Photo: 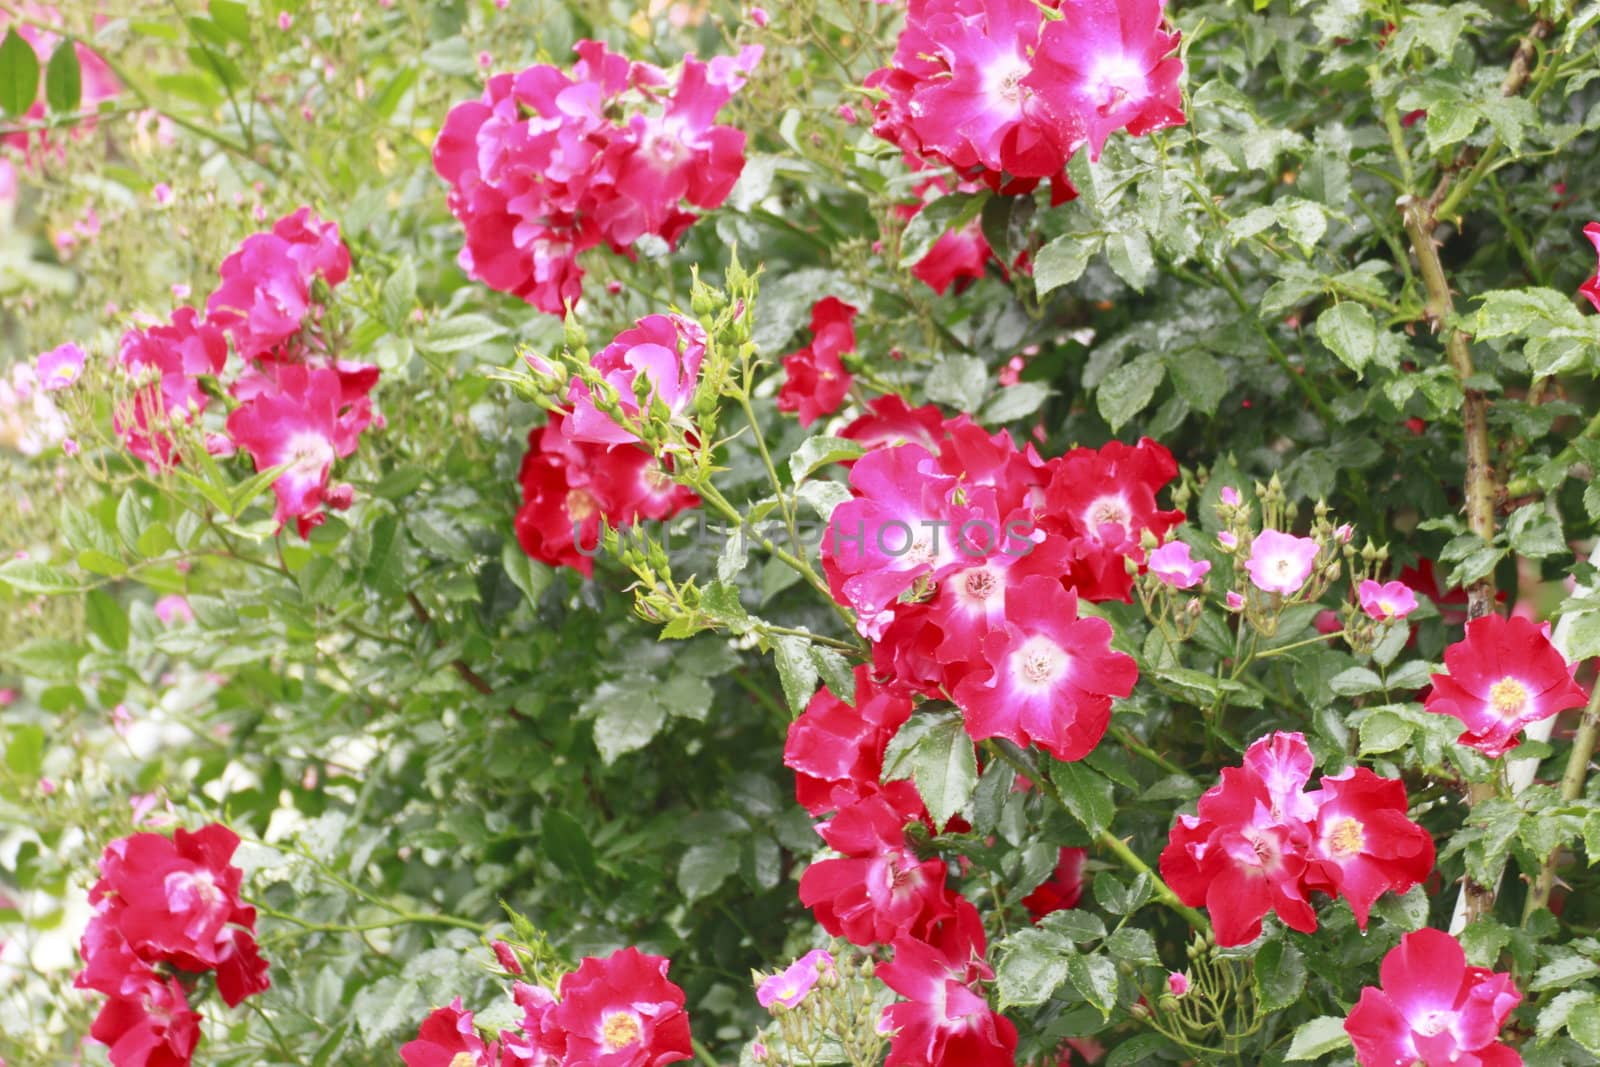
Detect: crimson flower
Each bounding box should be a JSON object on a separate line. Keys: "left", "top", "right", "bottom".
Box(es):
{"left": 206, "top": 207, "right": 350, "bottom": 360}
{"left": 784, "top": 665, "right": 914, "bottom": 815}
{"left": 564, "top": 314, "right": 707, "bottom": 447}
{"left": 1581, "top": 222, "right": 1600, "bottom": 312}
{"left": 545, "top": 947, "right": 694, "bottom": 1066}
{"left": 1344, "top": 928, "right": 1522, "bottom": 1067}
{"left": 1304, "top": 767, "right": 1435, "bottom": 930}
{"left": 513, "top": 414, "right": 699, "bottom": 576}
{"left": 1027, "top": 0, "right": 1187, "bottom": 160}
{"left": 115, "top": 308, "right": 228, "bottom": 466}
{"left": 1424, "top": 613, "right": 1588, "bottom": 758}
{"left": 1160, "top": 732, "right": 1319, "bottom": 947}
{"left": 798, "top": 791, "right": 957, "bottom": 946}
{"left": 952, "top": 575, "right": 1138, "bottom": 761}
{"left": 401, "top": 999, "right": 496, "bottom": 1067}
{"left": 777, "top": 298, "right": 857, "bottom": 427}
{"left": 1161, "top": 733, "right": 1436, "bottom": 945}
{"left": 87, "top": 970, "right": 202, "bottom": 1067}
{"left": 226, "top": 364, "right": 373, "bottom": 537}
{"left": 878, "top": 899, "right": 1018, "bottom": 1067}
{"left": 840, "top": 395, "right": 946, "bottom": 454}
{"left": 1021, "top": 847, "right": 1088, "bottom": 921}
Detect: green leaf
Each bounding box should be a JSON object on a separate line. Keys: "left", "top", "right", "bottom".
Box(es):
{"left": 1038, "top": 909, "right": 1107, "bottom": 944}
{"left": 910, "top": 716, "right": 978, "bottom": 829}
{"left": 1359, "top": 710, "right": 1415, "bottom": 755}
{"left": 1255, "top": 939, "right": 1306, "bottom": 1011}
{"left": 1097, "top": 352, "right": 1165, "bottom": 431}
{"left": 1330, "top": 666, "right": 1384, "bottom": 696}
{"left": 540, "top": 809, "right": 598, "bottom": 881}
{"left": 1506, "top": 504, "right": 1567, "bottom": 559}
{"left": 1165, "top": 348, "right": 1228, "bottom": 416}
{"left": 501, "top": 542, "right": 553, "bottom": 605}
{"left": 381, "top": 259, "right": 417, "bottom": 331}
{"left": 1286, "top": 1016, "right": 1352, "bottom": 1060}
{"left": 591, "top": 698, "right": 667, "bottom": 764}
{"left": 980, "top": 382, "right": 1052, "bottom": 423}
{"left": 1530, "top": 956, "right": 1600, "bottom": 993}
{"left": 1106, "top": 927, "right": 1158, "bottom": 965}
{"left": 1035, "top": 236, "right": 1094, "bottom": 297}
{"left": 678, "top": 839, "right": 741, "bottom": 902}
{"left": 994, "top": 927, "right": 1073, "bottom": 1009}
{"left": 772, "top": 635, "right": 819, "bottom": 715}
{"left": 1572, "top": 998, "right": 1600, "bottom": 1054}
{"left": 1105, "top": 229, "right": 1155, "bottom": 291}
{"left": 789, "top": 436, "right": 865, "bottom": 482}
{"left": 419, "top": 314, "right": 507, "bottom": 355}
{"left": 1317, "top": 303, "right": 1378, "bottom": 377}
{"left": 4, "top": 724, "right": 46, "bottom": 778}
{"left": 0, "top": 29, "right": 40, "bottom": 117}
{"left": 207, "top": 0, "right": 251, "bottom": 42}
{"left": 44, "top": 40, "right": 80, "bottom": 114}
{"left": 85, "top": 589, "right": 129, "bottom": 653}
{"left": 925, "top": 355, "right": 988, "bottom": 412}
{"left": 1068, "top": 952, "right": 1119, "bottom": 1017}
{"left": 0, "top": 559, "right": 79, "bottom": 595}
{"left": 3, "top": 638, "right": 83, "bottom": 681}
{"left": 1052, "top": 762, "right": 1115, "bottom": 836}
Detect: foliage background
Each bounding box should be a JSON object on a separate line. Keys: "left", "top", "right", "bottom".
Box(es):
{"left": 1, "top": 0, "right": 1599, "bottom": 1064}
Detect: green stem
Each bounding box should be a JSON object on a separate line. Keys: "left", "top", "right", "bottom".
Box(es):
{"left": 251, "top": 900, "right": 486, "bottom": 935}
{"left": 736, "top": 390, "right": 806, "bottom": 565}
{"left": 988, "top": 743, "right": 1212, "bottom": 935}
{"left": 1251, "top": 630, "right": 1343, "bottom": 660}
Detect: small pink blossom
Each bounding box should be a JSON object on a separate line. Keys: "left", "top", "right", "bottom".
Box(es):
{"left": 39, "top": 778, "right": 56, "bottom": 796}
{"left": 477, "top": 51, "right": 492, "bottom": 69}
{"left": 1358, "top": 580, "right": 1417, "bottom": 622}
{"left": 152, "top": 182, "right": 173, "bottom": 205}
{"left": 36, "top": 343, "right": 86, "bottom": 390}
{"left": 171, "top": 283, "right": 191, "bottom": 300}
{"left": 112, "top": 704, "right": 133, "bottom": 734}
{"left": 1220, "top": 486, "right": 1241, "bottom": 506}
{"left": 153, "top": 595, "right": 194, "bottom": 625}
{"left": 0, "top": 688, "right": 16, "bottom": 708}
{"left": 1335, "top": 523, "right": 1354, "bottom": 543}
{"left": 757, "top": 949, "right": 835, "bottom": 1010}
{"left": 1245, "top": 529, "right": 1319, "bottom": 596}
{"left": 1218, "top": 531, "right": 1237, "bottom": 550}
{"left": 1226, "top": 591, "right": 1244, "bottom": 612}
{"left": 1167, "top": 972, "right": 1190, "bottom": 997}
{"left": 62, "top": 438, "right": 79, "bottom": 457}
{"left": 1148, "top": 541, "right": 1211, "bottom": 590}
{"left": 277, "top": 12, "right": 292, "bottom": 29}
{"left": 750, "top": 6, "right": 769, "bottom": 27}
{"left": 837, "top": 103, "right": 858, "bottom": 124}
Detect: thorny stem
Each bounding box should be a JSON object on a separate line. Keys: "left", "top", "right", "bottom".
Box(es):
{"left": 1522, "top": 684, "right": 1600, "bottom": 923}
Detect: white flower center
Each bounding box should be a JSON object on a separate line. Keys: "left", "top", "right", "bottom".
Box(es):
{"left": 1012, "top": 635, "right": 1068, "bottom": 691}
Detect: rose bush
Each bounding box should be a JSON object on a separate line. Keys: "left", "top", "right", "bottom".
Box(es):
{"left": 2, "top": 1, "right": 1600, "bottom": 1065}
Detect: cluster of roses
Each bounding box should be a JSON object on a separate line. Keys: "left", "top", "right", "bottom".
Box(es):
{"left": 1158, "top": 732, "right": 1434, "bottom": 948}
{"left": 114, "top": 207, "right": 379, "bottom": 537}
{"left": 74, "top": 824, "right": 270, "bottom": 1067}
{"left": 433, "top": 40, "right": 761, "bottom": 316}
{"left": 866, "top": 0, "right": 1185, "bottom": 203}
{"left": 515, "top": 314, "right": 704, "bottom": 575}
{"left": 821, "top": 400, "right": 1170, "bottom": 760}
{"left": 764, "top": 403, "right": 1191, "bottom": 1064}
{"left": 402, "top": 947, "right": 693, "bottom": 1067}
